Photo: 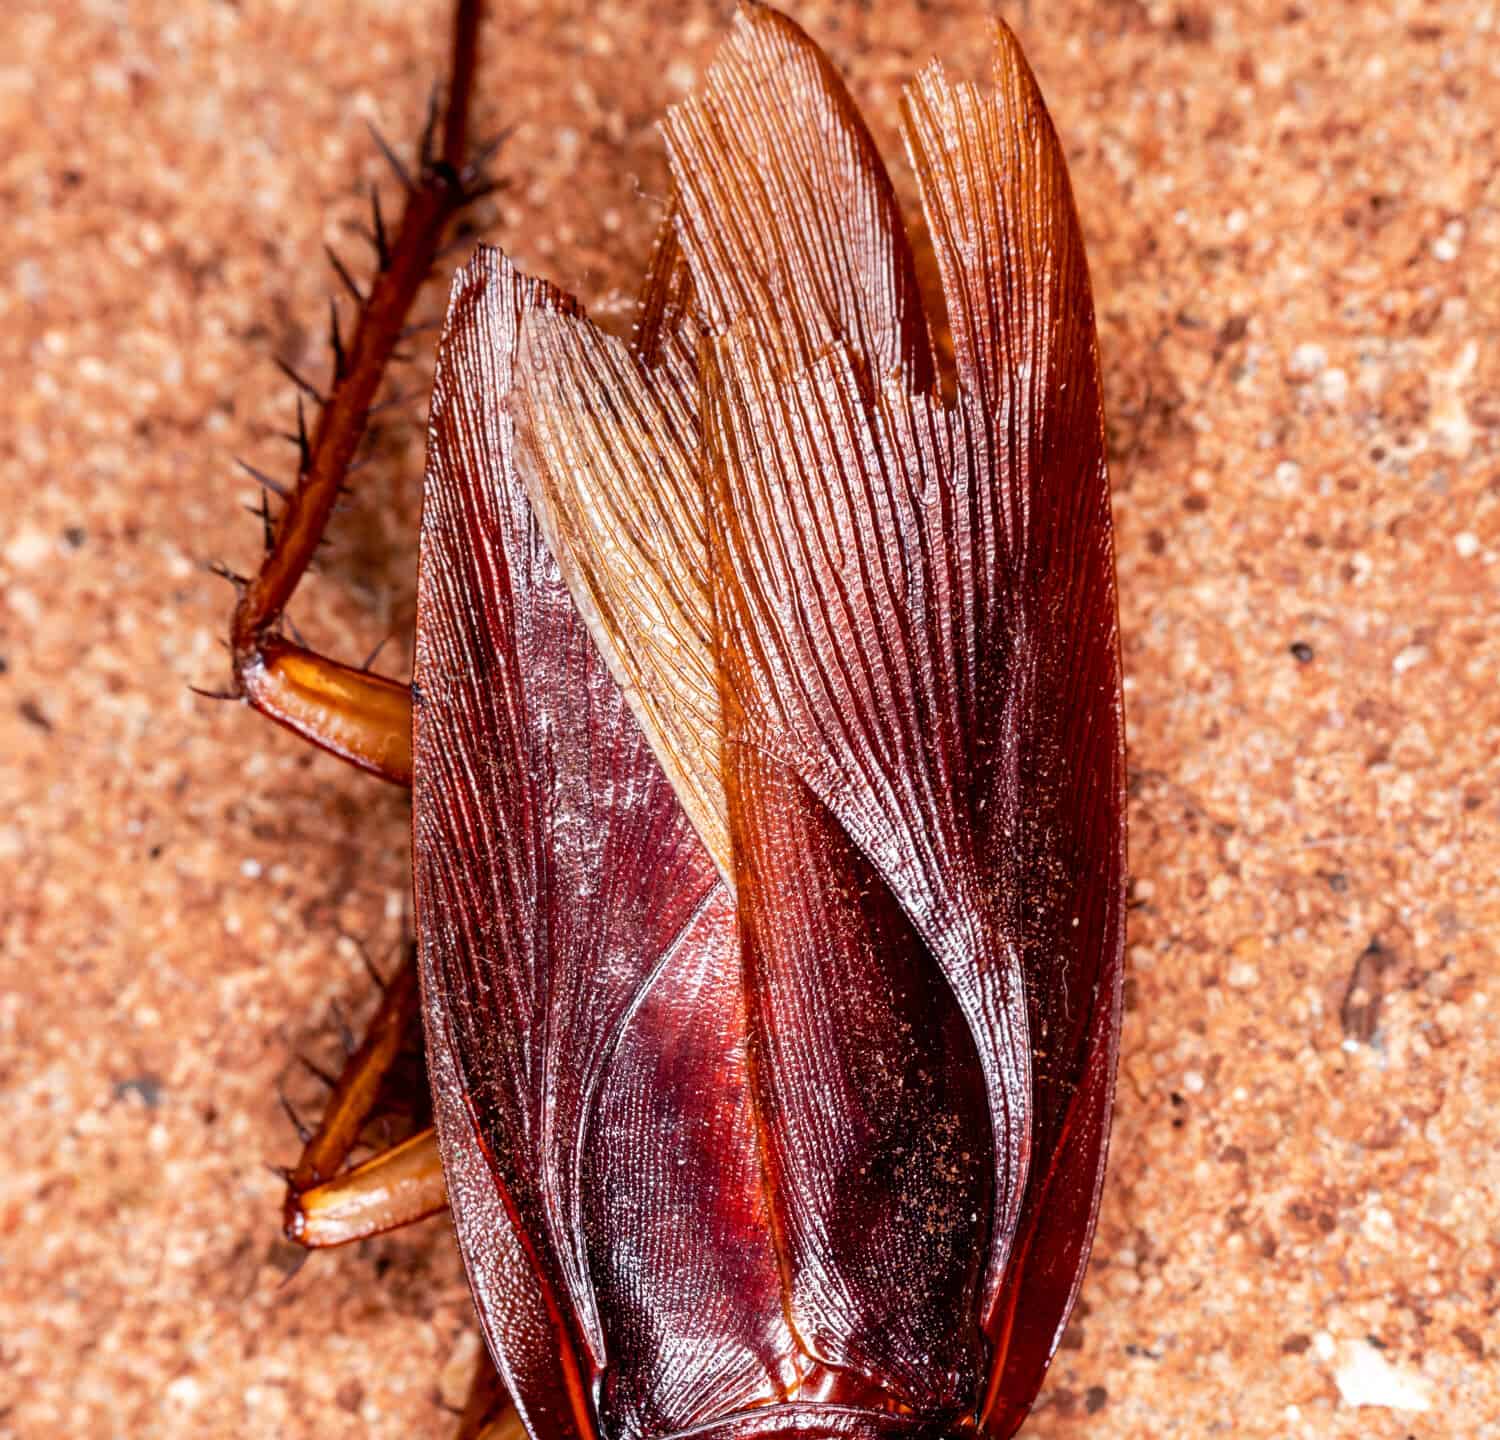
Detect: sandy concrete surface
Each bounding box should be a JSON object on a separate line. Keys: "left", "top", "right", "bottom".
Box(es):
{"left": 2, "top": 1, "right": 1496, "bottom": 1436}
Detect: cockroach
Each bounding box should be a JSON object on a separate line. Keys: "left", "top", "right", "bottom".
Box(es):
{"left": 208, "top": 5, "right": 1126, "bottom": 1439}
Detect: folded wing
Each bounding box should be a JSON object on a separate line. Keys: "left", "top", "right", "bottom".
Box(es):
{"left": 900, "top": 29, "right": 1126, "bottom": 1431}
{"left": 414, "top": 248, "right": 793, "bottom": 1440}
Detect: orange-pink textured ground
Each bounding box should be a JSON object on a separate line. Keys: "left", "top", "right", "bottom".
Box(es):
{"left": 2, "top": 2, "right": 1495, "bottom": 1436}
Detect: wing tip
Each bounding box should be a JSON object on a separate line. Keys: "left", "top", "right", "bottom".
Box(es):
{"left": 901, "top": 18, "right": 1057, "bottom": 145}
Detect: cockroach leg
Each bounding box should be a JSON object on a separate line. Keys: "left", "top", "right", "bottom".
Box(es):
{"left": 221, "top": 0, "right": 487, "bottom": 782}
{"left": 456, "top": 1353, "right": 522, "bottom": 1440}
{"left": 281, "top": 946, "right": 424, "bottom": 1241}
{"left": 287, "top": 1125, "right": 445, "bottom": 1248}
{"left": 238, "top": 636, "right": 413, "bottom": 785}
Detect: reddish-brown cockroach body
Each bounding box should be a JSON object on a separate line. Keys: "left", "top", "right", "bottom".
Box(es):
{"left": 209, "top": 6, "right": 1125, "bottom": 1439}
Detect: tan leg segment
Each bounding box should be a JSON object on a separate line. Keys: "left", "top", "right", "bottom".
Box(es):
{"left": 242, "top": 637, "right": 412, "bottom": 785}
{"left": 287, "top": 1126, "right": 446, "bottom": 1248}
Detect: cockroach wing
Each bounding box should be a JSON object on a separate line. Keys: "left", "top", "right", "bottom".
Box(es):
{"left": 517, "top": 332, "right": 994, "bottom": 1415}
{"left": 668, "top": 0, "right": 1037, "bottom": 1365}
{"left": 514, "top": 304, "right": 731, "bottom": 880}
{"left": 659, "top": 4, "right": 934, "bottom": 388}
{"left": 413, "top": 248, "right": 793, "bottom": 1440}
{"left": 517, "top": 7, "right": 1003, "bottom": 1412}
{"left": 691, "top": 19, "right": 1124, "bottom": 1438}
{"left": 482, "top": 8, "right": 1122, "bottom": 1435}
{"left": 899, "top": 34, "right": 1127, "bottom": 1434}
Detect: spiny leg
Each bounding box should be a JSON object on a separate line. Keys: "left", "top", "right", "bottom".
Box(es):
{"left": 278, "top": 939, "right": 509, "bottom": 1439}
{"left": 279, "top": 943, "right": 438, "bottom": 1247}
{"left": 229, "top": 0, "right": 492, "bottom": 1221}
{"left": 210, "top": 9, "right": 520, "bottom": 1432}
{"left": 278, "top": 940, "right": 515, "bottom": 1440}
{"left": 213, "top": 0, "right": 496, "bottom": 784}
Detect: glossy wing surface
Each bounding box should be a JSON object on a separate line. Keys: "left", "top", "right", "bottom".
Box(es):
{"left": 900, "top": 29, "right": 1126, "bottom": 1429}
{"left": 702, "top": 332, "right": 1034, "bottom": 1328}
{"left": 693, "top": 14, "right": 1125, "bottom": 1391}
{"left": 661, "top": 3, "right": 933, "bottom": 388}
{"left": 659, "top": 1, "right": 1028, "bottom": 1399}
{"left": 584, "top": 886, "right": 796, "bottom": 1436}
{"left": 514, "top": 309, "right": 729, "bottom": 879}
{"left": 421, "top": 14, "right": 1125, "bottom": 1440}
{"left": 726, "top": 741, "right": 992, "bottom": 1411}
{"left": 414, "top": 248, "right": 789, "bottom": 1440}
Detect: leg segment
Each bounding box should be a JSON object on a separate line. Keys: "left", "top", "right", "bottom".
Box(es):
{"left": 242, "top": 637, "right": 412, "bottom": 784}
{"left": 282, "top": 945, "right": 424, "bottom": 1230}
{"left": 221, "top": 9, "right": 522, "bottom": 1435}
{"left": 288, "top": 1126, "right": 445, "bottom": 1248}
{"left": 221, "top": 0, "right": 490, "bottom": 783}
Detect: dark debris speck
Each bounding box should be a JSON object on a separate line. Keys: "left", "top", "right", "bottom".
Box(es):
{"left": 1455, "top": 1326, "right": 1485, "bottom": 1359}
{"left": 18, "top": 698, "right": 52, "bottom": 732}
{"left": 1218, "top": 314, "right": 1250, "bottom": 346}
{"left": 1341, "top": 938, "right": 1392, "bottom": 1043}
{"left": 114, "top": 1073, "right": 165, "bottom": 1107}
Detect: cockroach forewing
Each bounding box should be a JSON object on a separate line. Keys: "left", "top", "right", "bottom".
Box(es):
{"left": 412, "top": 248, "right": 794, "bottom": 1440}
{"left": 672, "top": 0, "right": 1038, "bottom": 1349}
{"left": 898, "top": 29, "right": 1128, "bottom": 1432}
{"left": 413, "top": 254, "right": 597, "bottom": 1440}
{"left": 688, "top": 14, "right": 1125, "bottom": 1433}
{"left": 417, "top": 9, "right": 1125, "bottom": 1439}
